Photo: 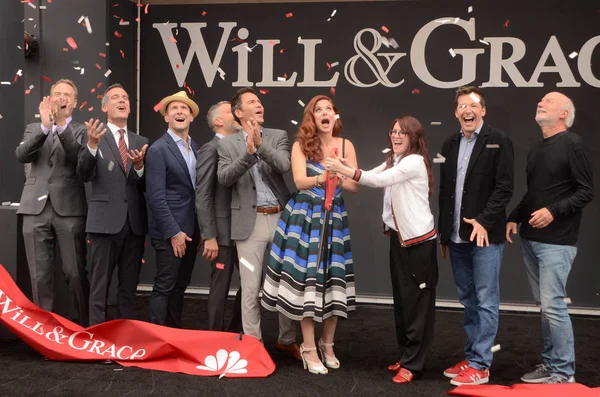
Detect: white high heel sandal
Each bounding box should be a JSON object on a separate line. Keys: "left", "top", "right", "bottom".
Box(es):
{"left": 300, "top": 344, "right": 328, "bottom": 375}
{"left": 318, "top": 338, "right": 340, "bottom": 369}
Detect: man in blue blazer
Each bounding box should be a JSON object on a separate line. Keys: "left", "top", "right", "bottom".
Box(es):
{"left": 146, "top": 91, "right": 200, "bottom": 327}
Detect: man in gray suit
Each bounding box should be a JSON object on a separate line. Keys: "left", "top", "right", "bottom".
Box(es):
{"left": 196, "top": 101, "right": 242, "bottom": 332}
{"left": 15, "top": 79, "right": 89, "bottom": 326}
{"left": 77, "top": 84, "right": 149, "bottom": 326}
{"left": 218, "top": 88, "right": 299, "bottom": 359}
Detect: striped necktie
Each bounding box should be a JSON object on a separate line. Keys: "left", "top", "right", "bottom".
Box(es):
{"left": 118, "top": 129, "right": 129, "bottom": 172}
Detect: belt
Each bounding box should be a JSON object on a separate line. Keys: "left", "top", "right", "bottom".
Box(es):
{"left": 256, "top": 205, "right": 283, "bottom": 214}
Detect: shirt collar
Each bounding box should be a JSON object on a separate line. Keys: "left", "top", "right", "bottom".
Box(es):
{"left": 460, "top": 120, "right": 484, "bottom": 138}
{"left": 107, "top": 122, "right": 126, "bottom": 136}
{"left": 215, "top": 133, "right": 225, "bottom": 140}
{"left": 242, "top": 127, "right": 263, "bottom": 141}
{"left": 167, "top": 129, "right": 190, "bottom": 145}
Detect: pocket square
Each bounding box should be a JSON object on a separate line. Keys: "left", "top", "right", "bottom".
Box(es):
{"left": 486, "top": 144, "right": 500, "bottom": 148}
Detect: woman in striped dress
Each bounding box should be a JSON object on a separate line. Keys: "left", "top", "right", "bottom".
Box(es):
{"left": 261, "top": 95, "right": 358, "bottom": 375}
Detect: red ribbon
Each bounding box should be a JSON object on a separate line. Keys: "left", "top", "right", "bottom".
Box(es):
{"left": 324, "top": 147, "right": 339, "bottom": 211}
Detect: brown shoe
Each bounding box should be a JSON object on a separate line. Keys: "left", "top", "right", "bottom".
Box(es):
{"left": 275, "top": 342, "right": 302, "bottom": 361}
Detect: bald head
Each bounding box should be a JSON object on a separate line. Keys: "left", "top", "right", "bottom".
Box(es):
{"left": 535, "top": 92, "right": 575, "bottom": 130}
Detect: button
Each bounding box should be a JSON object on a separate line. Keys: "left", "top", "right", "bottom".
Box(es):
{"left": 48, "top": 162, "right": 53, "bottom": 167}
{"left": 48, "top": 179, "right": 53, "bottom": 184}
{"left": 252, "top": 205, "right": 256, "bottom": 209}
{"left": 252, "top": 186, "right": 256, "bottom": 191}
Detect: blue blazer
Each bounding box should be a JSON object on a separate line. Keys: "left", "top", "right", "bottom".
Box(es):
{"left": 146, "top": 131, "right": 199, "bottom": 240}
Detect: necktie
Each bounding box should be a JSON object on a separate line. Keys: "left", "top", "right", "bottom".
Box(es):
{"left": 118, "top": 129, "right": 129, "bottom": 172}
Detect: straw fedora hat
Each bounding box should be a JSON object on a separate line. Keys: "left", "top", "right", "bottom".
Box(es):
{"left": 159, "top": 90, "right": 199, "bottom": 118}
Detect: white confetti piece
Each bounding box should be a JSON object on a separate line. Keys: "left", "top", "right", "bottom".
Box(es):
{"left": 569, "top": 52, "right": 578, "bottom": 59}
{"left": 331, "top": 9, "right": 337, "bottom": 17}
{"left": 491, "top": 344, "right": 501, "bottom": 353}
{"left": 468, "top": 6, "right": 473, "bottom": 13}
{"left": 77, "top": 15, "right": 85, "bottom": 24}
{"left": 217, "top": 67, "right": 225, "bottom": 76}
{"left": 381, "top": 36, "right": 390, "bottom": 48}
{"left": 469, "top": 92, "right": 481, "bottom": 103}
{"left": 113, "top": 368, "right": 123, "bottom": 371}
{"left": 453, "top": 17, "right": 460, "bottom": 24}
{"left": 291, "top": 120, "right": 298, "bottom": 125}
{"left": 219, "top": 74, "right": 225, "bottom": 80}
{"left": 563, "top": 297, "right": 572, "bottom": 304}
{"left": 298, "top": 99, "right": 305, "bottom": 107}
{"left": 17, "top": 45, "right": 22, "bottom": 50}
{"left": 16, "top": 69, "right": 23, "bottom": 76}
{"left": 105, "top": 42, "right": 110, "bottom": 46}
{"left": 1, "top": 201, "right": 11, "bottom": 206}
{"left": 419, "top": 283, "right": 426, "bottom": 289}
{"left": 80, "top": 68, "right": 85, "bottom": 75}
{"left": 240, "top": 257, "right": 255, "bottom": 272}
{"left": 10, "top": 203, "right": 20, "bottom": 206}
{"left": 389, "top": 38, "right": 399, "bottom": 49}
{"left": 38, "top": 195, "right": 47, "bottom": 201}
{"left": 119, "top": 20, "right": 130, "bottom": 26}
{"left": 381, "top": 148, "right": 391, "bottom": 154}
{"left": 433, "top": 158, "right": 446, "bottom": 163}
{"left": 436, "top": 153, "right": 446, "bottom": 160}
{"left": 27, "top": 2, "right": 36, "bottom": 9}
{"left": 104, "top": 69, "right": 112, "bottom": 77}
{"left": 1, "top": 82, "right": 12, "bottom": 85}
{"left": 334, "top": 114, "right": 340, "bottom": 120}
{"left": 34, "top": 114, "right": 40, "bottom": 118}
{"left": 84, "top": 16, "right": 92, "bottom": 34}
{"left": 245, "top": 46, "right": 252, "bottom": 52}
{"left": 39, "top": 5, "right": 47, "bottom": 10}
{"left": 29, "top": 84, "right": 34, "bottom": 90}
{"left": 449, "top": 48, "right": 456, "bottom": 58}
{"left": 98, "top": 149, "right": 103, "bottom": 159}
{"left": 435, "top": 19, "right": 451, "bottom": 24}
{"left": 108, "top": 160, "right": 114, "bottom": 171}
{"left": 277, "top": 77, "right": 286, "bottom": 82}
{"left": 486, "top": 144, "right": 499, "bottom": 149}
{"left": 20, "top": 141, "right": 25, "bottom": 144}
{"left": 479, "top": 39, "right": 490, "bottom": 46}
{"left": 327, "top": 18, "right": 331, "bottom": 22}
{"left": 430, "top": 122, "right": 442, "bottom": 125}
{"left": 330, "top": 61, "right": 339, "bottom": 68}
{"left": 0, "top": 114, "right": 2, "bottom": 120}
{"left": 297, "top": 36, "right": 302, "bottom": 43}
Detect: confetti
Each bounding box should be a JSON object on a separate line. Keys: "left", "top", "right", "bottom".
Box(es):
{"left": 334, "top": 114, "right": 340, "bottom": 120}
{"left": 113, "top": 368, "right": 123, "bottom": 372}
{"left": 433, "top": 158, "right": 446, "bottom": 163}
{"left": 16, "top": 69, "right": 23, "bottom": 77}
{"left": 381, "top": 148, "right": 391, "bottom": 154}
{"left": 144, "top": 4, "right": 149, "bottom": 14}
{"left": 78, "top": 16, "right": 85, "bottom": 24}
{"left": 326, "top": 62, "right": 331, "bottom": 70}
{"left": 95, "top": 63, "right": 102, "bottom": 69}
{"left": 91, "top": 88, "right": 96, "bottom": 93}
{"left": 298, "top": 99, "right": 305, "bottom": 107}
{"left": 454, "top": 17, "right": 460, "bottom": 24}
{"left": 216, "top": 263, "right": 225, "bottom": 270}
{"left": 104, "top": 69, "right": 112, "bottom": 77}
{"left": 84, "top": 16, "right": 92, "bottom": 34}
{"left": 39, "top": 5, "right": 46, "bottom": 9}
{"left": 503, "top": 20, "right": 510, "bottom": 28}
{"left": 479, "top": 39, "right": 490, "bottom": 46}
{"left": 79, "top": 101, "right": 88, "bottom": 110}
{"left": 469, "top": 92, "right": 481, "bottom": 103}
{"left": 381, "top": 26, "right": 389, "bottom": 33}
{"left": 491, "top": 344, "right": 501, "bottom": 353}
{"left": 291, "top": 120, "right": 298, "bottom": 125}
{"left": 468, "top": 6, "right": 473, "bottom": 13}
{"left": 0, "top": 114, "right": 2, "bottom": 120}
{"left": 280, "top": 49, "right": 286, "bottom": 54}
{"left": 568, "top": 52, "right": 578, "bottom": 59}
{"left": 99, "top": 52, "right": 106, "bottom": 57}
{"left": 105, "top": 42, "right": 110, "bottom": 46}
{"left": 259, "top": 89, "right": 269, "bottom": 95}
{"left": 277, "top": 77, "right": 286, "bottom": 82}
{"left": 389, "top": 38, "right": 399, "bottom": 49}
{"left": 331, "top": 9, "right": 337, "bottom": 17}
{"left": 435, "top": 19, "right": 451, "bottom": 24}
{"left": 66, "top": 37, "right": 78, "bottom": 50}
{"left": 412, "top": 88, "right": 420, "bottom": 95}
{"left": 430, "top": 122, "right": 442, "bottom": 125}
{"left": 114, "top": 31, "right": 122, "bottom": 38}
{"left": 80, "top": 68, "right": 85, "bottom": 75}
{"left": 33, "top": 114, "right": 39, "bottom": 119}
{"left": 449, "top": 48, "right": 456, "bottom": 58}
{"left": 88, "top": 106, "right": 94, "bottom": 112}
{"left": 38, "top": 195, "right": 47, "bottom": 201}
{"left": 330, "top": 87, "right": 336, "bottom": 96}
{"left": 97, "top": 82, "right": 102, "bottom": 88}
{"left": 380, "top": 36, "right": 390, "bottom": 48}
{"left": 135, "top": 17, "right": 140, "bottom": 22}
{"left": 486, "top": 144, "right": 500, "bottom": 149}
{"left": 108, "top": 161, "right": 114, "bottom": 171}
{"left": 330, "top": 61, "right": 339, "bottom": 68}
{"left": 40, "top": 76, "right": 52, "bottom": 83}
{"left": 168, "top": 37, "right": 177, "bottom": 43}
{"left": 419, "top": 283, "right": 426, "bottom": 289}
{"left": 153, "top": 101, "right": 162, "bottom": 112}
{"left": 27, "top": 2, "right": 36, "bottom": 9}
{"left": 120, "top": 49, "right": 125, "bottom": 58}
{"left": 285, "top": 12, "right": 293, "bottom": 18}
{"left": 1, "top": 82, "right": 11, "bottom": 85}
{"left": 563, "top": 297, "right": 572, "bottom": 304}
{"left": 201, "top": 11, "right": 207, "bottom": 16}
{"left": 119, "top": 20, "right": 130, "bottom": 26}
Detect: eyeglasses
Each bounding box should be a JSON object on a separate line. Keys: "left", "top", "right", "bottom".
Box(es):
{"left": 388, "top": 130, "right": 408, "bottom": 137}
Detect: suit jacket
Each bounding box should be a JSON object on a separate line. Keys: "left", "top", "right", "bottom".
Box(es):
{"left": 77, "top": 129, "right": 149, "bottom": 235}
{"left": 217, "top": 127, "right": 291, "bottom": 241}
{"left": 146, "top": 131, "right": 199, "bottom": 240}
{"left": 438, "top": 123, "right": 514, "bottom": 244}
{"left": 15, "top": 121, "right": 87, "bottom": 216}
{"left": 196, "top": 136, "right": 234, "bottom": 247}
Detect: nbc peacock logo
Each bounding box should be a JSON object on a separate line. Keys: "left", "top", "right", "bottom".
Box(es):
{"left": 196, "top": 349, "right": 248, "bottom": 378}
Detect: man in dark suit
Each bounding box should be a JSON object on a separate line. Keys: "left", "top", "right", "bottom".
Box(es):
{"left": 218, "top": 88, "right": 299, "bottom": 359}
{"left": 196, "top": 101, "right": 242, "bottom": 332}
{"left": 77, "top": 84, "right": 149, "bottom": 326}
{"left": 15, "top": 79, "right": 89, "bottom": 326}
{"left": 146, "top": 91, "right": 200, "bottom": 328}
{"left": 438, "top": 86, "right": 514, "bottom": 386}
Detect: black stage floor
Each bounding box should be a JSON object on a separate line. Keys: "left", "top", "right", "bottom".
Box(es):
{"left": 1, "top": 295, "right": 599, "bottom": 397}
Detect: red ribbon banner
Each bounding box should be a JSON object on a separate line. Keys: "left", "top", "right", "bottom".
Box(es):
{"left": 0, "top": 264, "right": 275, "bottom": 378}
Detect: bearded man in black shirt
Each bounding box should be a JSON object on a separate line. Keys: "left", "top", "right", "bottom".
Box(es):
{"left": 506, "top": 92, "right": 594, "bottom": 385}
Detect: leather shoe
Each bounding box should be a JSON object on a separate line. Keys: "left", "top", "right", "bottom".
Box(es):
{"left": 387, "top": 361, "right": 401, "bottom": 372}
{"left": 275, "top": 342, "right": 302, "bottom": 361}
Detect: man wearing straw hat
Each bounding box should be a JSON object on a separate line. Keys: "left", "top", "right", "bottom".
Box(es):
{"left": 146, "top": 91, "right": 201, "bottom": 327}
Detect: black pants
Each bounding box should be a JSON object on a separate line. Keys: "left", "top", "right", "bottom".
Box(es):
{"left": 88, "top": 217, "right": 144, "bottom": 326}
{"left": 149, "top": 230, "right": 199, "bottom": 328}
{"left": 206, "top": 244, "right": 242, "bottom": 332}
{"left": 389, "top": 231, "right": 438, "bottom": 376}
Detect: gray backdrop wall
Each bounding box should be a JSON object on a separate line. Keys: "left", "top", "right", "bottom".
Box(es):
{"left": 2, "top": 0, "right": 599, "bottom": 309}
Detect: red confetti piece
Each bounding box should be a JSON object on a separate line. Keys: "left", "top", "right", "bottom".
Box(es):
{"left": 48, "top": 0, "right": 51, "bottom": 3}
{"left": 168, "top": 37, "right": 177, "bottom": 43}
{"left": 284, "top": 73, "right": 288, "bottom": 79}
{"left": 99, "top": 52, "right": 106, "bottom": 57}
{"left": 62, "top": 48, "right": 69, "bottom": 52}
{"left": 216, "top": 263, "right": 224, "bottom": 270}
{"left": 286, "top": 12, "right": 293, "bottom": 18}
{"left": 66, "top": 37, "right": 78, "bottom": 50}
{"left": 175, "top": 64, "right": 180, "bottom": 69}
{"left": 144, "top": 4, "right": 149, "bottom": 14}
{"left": 97, "top": 82, "right": 102, "bottom": 88}
{"left": 113, "top": 3, "right": 119, "bottom": 6}
{"left": 183, "top": 81, "right": 192, "bottom": 95}
{"left": 91, "top": 88, "right": 96, "bottom": 93}
{"left": 144, "top": 241, "right": 147, "bottom": 246}
{"left": 88, "top": 106, "right": 94, "bottom": 112}
{"left": 13, "top": 75, "right": 19, "bottom": 84}
{"left": 330, "top": 87, "right": 336, "bottom": 96}
{"left": 96, "top": 95, "right": 103, "bottom": 99}
{"left": 270, "top": 40, "right": 276, "bottom": 46}
{"left": 113, "top": 15, "right": 121, "bottom": 19}
{"left": 79, "top": 101, "right": 88, "bottom": 110}
{"left": 25, "top": 89, "right": 32, "bottom": 95}
{"left": 95, "top": 63, "right": 102, "bottom": 69}
{"left": 87, "top": 240, "right": 90, "bottom": 244}
{"left": 119, "top": 19, "right": 124, "bottom": 24}
{"left": 280, "top": 49, "right": 286, "bottom": 54}
{"left": 259, "top": 89, "right": 269, "bottom": 95}
{"left": 381, "top": 26, "right": 389, "bottom": 33}
{"left": 120, "top": 49, "right": 125, "bottom": 58}
{"left": 82, "top": 23, "right": 86, "bottom": 28}
{"left": 201, "top": 11, "right": 207, "bottom": 16}
{"left": 327, "top": 62, "right": 331, "bottom": 70}
{"left": 503, "top": 19, "right": 510, "bottom": 28}
{"left": 114, "top": 31, "right": 122, "bottom": 38}
{"left": 412, "top": 88, "right": 421, "bottom": 95}
{"left": 153, "top": 101, "right": 162, "bottom": 112}
{"left": 41, "top": 76, "right": 52, "bottom": 82}
{"left": 141, "top": 259, "right": 146, "bottom": 264}
{"left": 135, "top": 3, "right": 143, "bottom": 6}
{"left": 135, "top": 17, "right": 140, "bottom": 22}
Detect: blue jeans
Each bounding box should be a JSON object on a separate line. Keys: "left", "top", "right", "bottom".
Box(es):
{"left": 520, "top": 238, "right": 577, "bottom": 379}
{"left": 449, "top": 242, "right": 504, "bottom": 370}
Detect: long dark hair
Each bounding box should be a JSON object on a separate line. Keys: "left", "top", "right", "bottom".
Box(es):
{"left": 296, "top": 95, "right": 342, "bottom": 161}
{"left": 385, "top": 116, "right": 434, "bottom": 197}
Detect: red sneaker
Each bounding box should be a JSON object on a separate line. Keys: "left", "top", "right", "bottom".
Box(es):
{"left": 443, "top": 360, "right": 469, "bottom": 378}
{"left": 387, "top": 361, "right": 401, "bottom": 372}
{"left": 392, "top": 368, "right": 414, "bottom": 384}
{"left": 450, "top": 367, "right": 490, "bottom": 386}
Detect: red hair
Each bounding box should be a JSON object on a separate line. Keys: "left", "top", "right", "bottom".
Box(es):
{"left": 296, "top": 95, "right": 343, "bottom": 161}
{"left": 385, "top": 116, "right": 434, "bottom": 197}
